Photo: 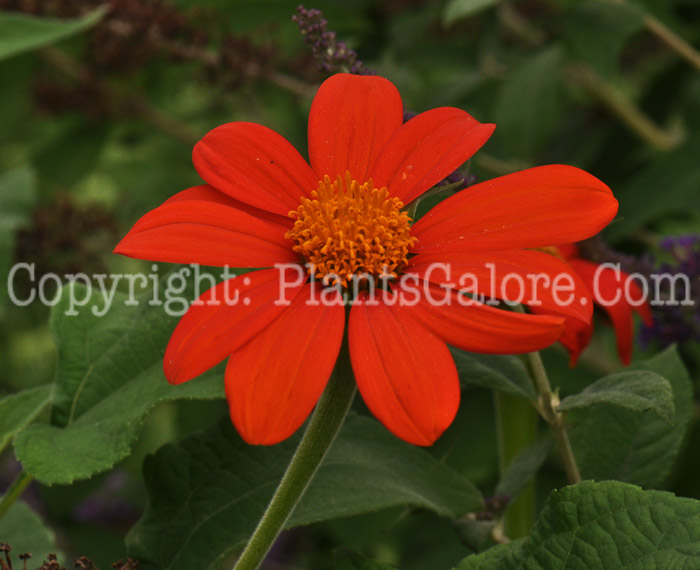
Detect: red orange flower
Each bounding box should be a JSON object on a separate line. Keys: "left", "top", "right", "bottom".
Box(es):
{"left": 536, "top": 244, "right": 653, "bottom": 366}
{"left": 114, "top": 73, "right": 618, "bottom": 446}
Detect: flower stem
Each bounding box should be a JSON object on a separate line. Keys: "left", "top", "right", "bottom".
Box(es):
{"left": 232, "top": 339, "right": 357, "bottom": 570}
{"left": 0, "top": 471, "right": 33, "bottom": 521}
{"left": 525, "top": 350, "right": 581, "bottom": 485}
{"left": 494, "top": 392, "right": 536, "bottom": 538}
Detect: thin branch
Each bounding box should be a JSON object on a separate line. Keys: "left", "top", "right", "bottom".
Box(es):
{"left": 526, "top": 350, "right": 581, "bottom": 485}
{"left": 643, "top": 14, "right": 700, "bottom": 72}
{"left": 566, "top": 63, "right": 684, "bottom": 151}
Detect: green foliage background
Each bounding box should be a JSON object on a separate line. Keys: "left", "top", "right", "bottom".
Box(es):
{"left": 1, "top": 0, "right": 700, "bottom": 568}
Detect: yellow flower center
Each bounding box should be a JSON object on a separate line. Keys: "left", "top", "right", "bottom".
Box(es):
{"left": 286, "top": 172, "right": 416, "bottom": 287}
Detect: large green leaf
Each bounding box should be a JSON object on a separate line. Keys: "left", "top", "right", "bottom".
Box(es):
{"left": 0, "top": 8, "right": 105, "bottom": 61}
{"left": 568, "top": 346, "right": 693, "bottom": 488}
{"left": 0, "top": 384, "right": 52, "bottom": 454}
{"left": 0, "top": 501, "right": 60, "bottom": 563}
{"left": 451, "top": 349, "right": 535, "bottom": 401}
{"left": 0, "top": 166, "right": 38, "bottom": 317}
{"left": 126, "top": 414, "right": 483, "bottom": 570}
{"left": 454, "top": 540, "right": 524, "bottom": 569}
{"left": 13, "top": 281, "right": 224, "bottom": 485}
{"left": 493, "top": 46, "right": 564, "bottom": 160}
{"left": 457, "top": 481, "right": 700, "bottom": 569}
{"left": 558, "top": 370, "right": 674, "bottom": 424}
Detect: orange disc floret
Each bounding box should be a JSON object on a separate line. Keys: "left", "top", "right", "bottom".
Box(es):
{"left": 286, "top": 172, "right": 416, "bottom": 286}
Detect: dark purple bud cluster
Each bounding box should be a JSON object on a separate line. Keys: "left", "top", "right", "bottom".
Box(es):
{"left": 0, "top": 0, "right": 278, "bottom": 118}
{"left": 0, "top": 0, "right": 205, "bottom": 73}
{"left": 476, "top": 494, "right": 510, "bottom": 520}
{"left": 578, "top": 234, "right": 655, "bottom": 277}
{"left": 641, "top": 235, "right": 700, "bottom": 348}
{"left": 212, "top": 34, "right": 278, "bottom": 89}
{"left": 14, "top": 194, "right": 119, "bottom": 286}
{"left": 88, "top": 0, "right": 207, "bottom": 74}
{"left": 293, "top": 5, "right": 371, "bottom": 75}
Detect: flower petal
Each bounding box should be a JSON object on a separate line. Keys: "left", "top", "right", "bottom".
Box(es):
{"left": 226, "top": 283, "right": 345, "bottom": 445}
{"left": 192, "top": 122, "right": 319, "bottom": 216}
{"left": 529, "top": 304, "right": 593, "bottom": 366}
{"left": 164, "top": 267, "right": 306, "bottom": 385}
{"left": 409, "top": 250, "right": 593, "bottom": 322}
{"left": 393, "top": 279, "right": 565, "bottom": 354}
{"left": 114, "top": 186, "right": 297, "bottom": 267}
{"left": 560, "top": 317, "right": 594, "bottom": 366}
{"left": 162, "top": 184, "right": 292, "bottom": 224}
{"left": 349, "top": 291, "right": 460, "bottom": 446}
{"left": 370, "top": 107, "right": 495, "bottom": 204}
{"left": 569, "top": 258, "right": 651, "bottom": 365}
{"left": 412, "top": 165, "right": 618, "bottom": 253}
{"left": 308, "top": 73, "right": 404, "bottom": 183}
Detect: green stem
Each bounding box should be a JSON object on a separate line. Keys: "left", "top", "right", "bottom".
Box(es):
{"left": 494, "top": 392, "right": 536, "bottom": 538}
{"left": 525, "top": 350, "right": 581, "bottom": 485}
{"left": 605, "top": 0, "right": 700, "bottom": 71}
{"left": 643, "top": 14, "right": 700, "bottom": 72}
{"left": 232, "top": 339, "right": 357, "bottom": 570}
{"left": 0, "top": 471, "right": 33, "bottom": 521}
{"left": 566, "top": 63, "right": 683, "bottom": 151}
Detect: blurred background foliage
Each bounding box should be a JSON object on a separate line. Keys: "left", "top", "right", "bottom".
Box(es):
{"left": 1, "top": 0, "right": 699, "bottom": 567}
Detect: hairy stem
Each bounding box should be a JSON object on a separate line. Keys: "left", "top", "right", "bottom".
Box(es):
{"left": 232, "top": 340, "right": 357, "bottom": 570}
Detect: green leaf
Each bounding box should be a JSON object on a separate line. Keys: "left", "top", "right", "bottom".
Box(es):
{"left": 497, "top": 481, "right": 700, "bottom": 568}
{"left": 558, "top": 370, "right": 674, "bottom": 424}
{"left": 565, "top": 1, "right": 645, "bottom": 77}
{"left": 0, "top": 8, "right": 106, "bottom": 61}
{"left": 454, "top": 540, "right": 525, "bottom": 569}
{"left": 13, "top": 281, "right": 224, "bottom": 485}
{"left": 493, "top": 46, "right": 564, "bottom": 159}
{"left": 0, "top": 501, "right": 60, "bottom": 562}
{"left": 495, "top": 437, "right": 553, "bottom": 500}
{"left": 0, "top": 166, "right": 38, "bottom": 317}
{"left": 568, "top": 346, "right": 693, "bottom": 488}
{"left": 451, "top": 349, "right": 535, "bottom": 401}
{"left": 127, "top": 414, "right": 483, "bottom": 570}
{"left": 0, "top": 384, "right": 52, "bottom": 454}
{"left": 443, "top": 0, "right": 501, "bottom": 26}
{"left": 335, "top": 550, "right": 397, "bottom": 570}
{"left": 607, "top": 135, "right": 700, "bottom": 240}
